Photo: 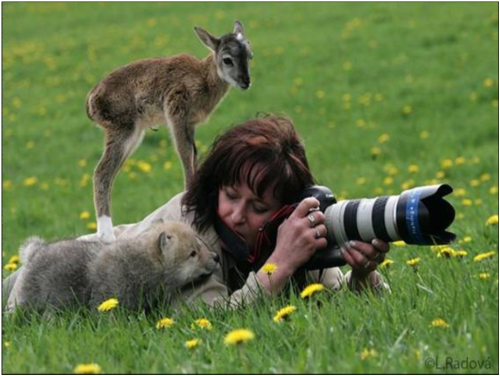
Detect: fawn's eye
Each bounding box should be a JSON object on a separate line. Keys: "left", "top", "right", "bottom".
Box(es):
{"left": 190, "top": 250, "right": 197, "bottom": 258}
{"left": 223, "top": 57, "right": 234, "bottom": 66}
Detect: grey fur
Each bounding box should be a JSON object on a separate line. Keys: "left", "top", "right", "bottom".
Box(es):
{"left": 6, "top": 221, "right": 219, "bottom": 313}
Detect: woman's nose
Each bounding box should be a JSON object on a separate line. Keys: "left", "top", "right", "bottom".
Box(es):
{"left": 231, "top": 205, "right": 246, "bottom": 224}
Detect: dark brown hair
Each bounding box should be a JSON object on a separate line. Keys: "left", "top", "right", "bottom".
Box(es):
{"left": 182, "top": 114, "right": 315, "bottom": 231}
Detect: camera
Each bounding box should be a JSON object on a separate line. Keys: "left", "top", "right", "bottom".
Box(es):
{"left": 303, "top": 184, "right": 456, "bottom": 269}
{"left": 214, "top": 183, "right": 456, "bottom": 271}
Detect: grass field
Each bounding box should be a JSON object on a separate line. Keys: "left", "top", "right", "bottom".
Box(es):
{"left": 2, "top": 2, "right": 499, "bottom": 374}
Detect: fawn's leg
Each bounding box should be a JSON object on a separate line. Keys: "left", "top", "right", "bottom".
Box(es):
{"left": 93, "top": 126, "right": 145, "bottom": 242}
{"left": 165, "top": 100, "right": 197, "bottom": 188}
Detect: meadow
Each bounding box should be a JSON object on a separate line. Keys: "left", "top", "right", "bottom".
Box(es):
{"left": 2, "top": 2, "right": 499, "bottom": 374}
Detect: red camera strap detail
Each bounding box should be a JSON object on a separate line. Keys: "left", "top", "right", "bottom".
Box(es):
{"left": 247, "top": 204, "right": 297, "bottom": 264}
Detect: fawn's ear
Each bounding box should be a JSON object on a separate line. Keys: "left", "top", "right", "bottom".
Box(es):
{"left": 158, "top": 231, "right": 173, "bottom": 255}
{"left": 233, "top": 20, "right": 245, "bottom": 36}
{"left": 194, "top": 26, "right": 220, "bottom": 51}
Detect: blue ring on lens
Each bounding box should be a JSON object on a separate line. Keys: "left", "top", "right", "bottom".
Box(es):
{"left": 405, "top": 188, "right": 425, "bottom": 244}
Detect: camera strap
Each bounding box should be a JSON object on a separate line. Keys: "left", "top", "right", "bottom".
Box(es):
{"left": 214, "top": 205, "right": 297, "bottom": 266}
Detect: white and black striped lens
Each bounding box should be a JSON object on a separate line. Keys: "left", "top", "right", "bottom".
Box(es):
{"left": 324, "top": 184, "right": 456, "bottom": 246}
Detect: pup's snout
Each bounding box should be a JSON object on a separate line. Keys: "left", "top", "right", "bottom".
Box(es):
{"left": 212, "top": 252, "right": 220, "bottom": 264}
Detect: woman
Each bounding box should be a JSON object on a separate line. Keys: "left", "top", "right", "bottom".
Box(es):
{"left": 4, "top": 115, "right": 390, "bottom": 309}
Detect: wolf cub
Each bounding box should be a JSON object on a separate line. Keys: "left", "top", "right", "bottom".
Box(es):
{"left": 6, "top": 221, "right": 219, "bottom": 313}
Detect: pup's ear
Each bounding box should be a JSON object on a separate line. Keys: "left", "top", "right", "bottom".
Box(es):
{"left": 152, "top": 218, "right": 166, "bottom": 225}
{"left": 158, "top": 232, "right": 173, "bottom": 255}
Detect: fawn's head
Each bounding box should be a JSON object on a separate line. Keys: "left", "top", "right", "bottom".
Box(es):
{"left": 194, "top": 20, "right": 253, "bottom": 90}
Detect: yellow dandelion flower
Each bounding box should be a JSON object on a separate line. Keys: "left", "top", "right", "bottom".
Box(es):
{"left": 402, "top": 105, "right": 412, "bottom": 115}
{"left": 408, "top": 165, "right": 419, "bottom": 173}
{"left": 440, "top": 159, "right": 453, "bottom": 169}
{"left": 461, "top": 199, "right": 472, "bottom": 206}
{"left": 453, "top": 250, "right": 468, "bottom": 258}
{"left": 73, "top": 363, "right": 101, "bottom": 374}
{"left": 384, "top": 164, "right": 399, "bottom": 175}
{"left": 356, "top": 177, "right": 366, "bottom": 185}
{"left": 8, "top": 255, "right": 20, "bottom": 265}
{"left": 430, "top": 245, "right": 448, "bottom": 253}
{"left": 406, "top": 258, "right": 421, "bottom": 267}
{"left": 224, "top": 328, "right": 255, "bottom": 345}
{"left": 137, "top": 161, "right": 152, "bottom": 173}
{"left": 273, "top": 305, "right": 297, "bottom": 323}
{"left": 470, "top": 179, "right": 480, "bottom": 187}
{"left": 480, "top": 173, "right": 491, "bottom": 181}
{"left": 478, "top": 273, "right": 491, "bottom": 279}
{"left": 431, "top": 318, "right": 449, "bottom": 328}
{"left": 483, "top": 78, "right": 494, "bottom": 87}
{"left": 454, "top": 188, "right": 467, "bottom": 197}
{"left": 360, "top": 348, "right": 378, "bottom": 360}
{"left": 191, "top": 318, "right": 212, "bottom": 330}
{"left": 97, "top": 298, "right": 119, "bottom": 312}
{"left": 4, "top": 342, "right": 10, "bottom": 348}
{"left": 383, "top": 177, "right": 393, "bottom": 186}
{"left": 78, "top": 159, "right": 87, "bottom": 167}
{"left": 300, "top": 283, "right": 324, "bottom": 299}
{"left": 393, "top": 241, "right": 406, "bottom": 247}
{"left": 370, "top": 147, "right": 381, "bottom": 157}
{"left": 437, "top": 247, "right": 455, "bottom": 258}
{"left": 401, "top": 180, "right": 415, "bottom": 190}
{"left": 474, "top": 251, "right": 496, "bottom": 262}
{"left": 4, "top": 263, "right": 17, "bottom": 272}
{"left": 420, "top": 130, "right": 430, "bottom": 139}
{"left": 486, "top": 215, "right": 499, "bottom": 225}
{"left": 156, "top": 317, "right": 175, "bottom": 329}
{"left": 147, "top": 18, "right": 157, "bottom": 27}
{"left": 163, "top": 161, "right": 172, "bottom": 170}
{"left": 87, "top": 222, "right": 97, "bottom": 231}
{"left": 23, "top": 177, "right": 38, "bottom": 187}
{"left": 80, "top": 211, "right": 91, "bottom": 220}
{"left": 378, "top": 133, "right": 390, "bottom": 144}
{"left": 489, "top": 186, "right": 499, "bottom": 195}
{"left": 262, "top": 262, "right": 278, "bottom": 275}
{"left": 3, "top": 180, "right": 13, "bottom": 190}
{"left": 461, "top": 236, "right": 472, "bottom": 243}
{"left": 185, "top": 339, "right": 201, "bottom": 349}
{"left": 380, "top": 259, "right": 394, "bottom": 268}
{"left": 455, "top": 156, "right": 466, "bottom": 165}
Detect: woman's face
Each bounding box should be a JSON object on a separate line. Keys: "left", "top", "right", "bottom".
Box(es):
{"left": 218, "top": 183, "right": 282, "bottom": 248}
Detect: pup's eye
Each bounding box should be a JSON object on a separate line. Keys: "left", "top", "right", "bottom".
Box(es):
{"left": 190, "top": 251, "right": 197, "bottom": 258}
{"left": 223, "top": 57, "right": 234, "bottom": 66}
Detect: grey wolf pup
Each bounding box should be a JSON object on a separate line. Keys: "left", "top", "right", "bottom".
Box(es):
{"left": 5, "top": 221, "right": 219, "bottom": 313}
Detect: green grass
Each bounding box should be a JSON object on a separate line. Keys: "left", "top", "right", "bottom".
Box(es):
{"left": 2, "top": 2, "right": 498, "bottom": 374}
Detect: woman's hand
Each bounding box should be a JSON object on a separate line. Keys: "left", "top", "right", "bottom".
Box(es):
{"left": 341, "top": 239, "right": 390, "bottom": 279}
{"left": 270, "top": 197, "right": 328, "bottom": 274}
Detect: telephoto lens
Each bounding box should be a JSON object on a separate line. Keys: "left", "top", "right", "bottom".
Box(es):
{"left": 303, "top": 184, "right": 456, "bottom": 269}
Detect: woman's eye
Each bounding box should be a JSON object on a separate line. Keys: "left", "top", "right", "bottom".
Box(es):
{"left": 253, "top": 206, "right": 268, "bottom": 214}
{"left": 223, "top": 58, "right": 234, "bottom": 66}
{"left": 225, "top": 191, "right": 237, "bottom": 200}
{"left": 190, "top": 251, "right": 197, "bottom": 258}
